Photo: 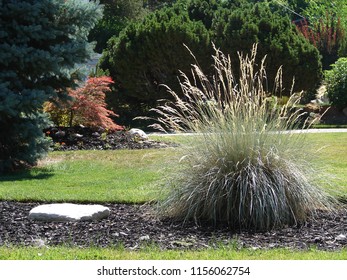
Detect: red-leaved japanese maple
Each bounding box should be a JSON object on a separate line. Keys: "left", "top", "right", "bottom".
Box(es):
{"left": 68, "top": 76, "right": 123, "bottom": 130}
{"left": 45, "top": 76, "right": 123, "bottom": 131}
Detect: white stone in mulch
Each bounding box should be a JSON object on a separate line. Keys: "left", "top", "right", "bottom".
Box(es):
{"left": 128, "top": 128, "right": 148, "bottom": 140}
{"left": 28, "top": 203, "right": 110, "bottom": 222}
{"left": 335, "top": 234, "right": 346, "bottom": 241}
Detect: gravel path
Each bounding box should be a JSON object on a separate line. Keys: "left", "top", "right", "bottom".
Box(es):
{"left": 0, "top": 201, "right": 346, "bottom": 251}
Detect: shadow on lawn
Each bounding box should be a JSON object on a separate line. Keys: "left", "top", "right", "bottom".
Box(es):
{"left": 0, "top": 168, "right": 54, "bottom": 182}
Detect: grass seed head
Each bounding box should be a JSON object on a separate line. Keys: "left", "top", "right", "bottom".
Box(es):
{"left": 154, "top": 44, "right": 335, "bottom": 230}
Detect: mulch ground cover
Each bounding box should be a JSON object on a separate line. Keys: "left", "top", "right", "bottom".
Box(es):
{"left": 0, "top": 201, "right": 346, "bottom": 250}
{"left": 0, "top": 126, "right": 346, "bottom": 251}
{"left": 43, "top": 126, "right": 172, "bottom": 151}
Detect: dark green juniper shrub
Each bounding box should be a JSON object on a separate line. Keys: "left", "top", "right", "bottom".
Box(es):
{"left": 100, "top": 0, "right": 322, "bottom": 127}
{"left": 99, "top": 6, "right": 212, "bottom": 126}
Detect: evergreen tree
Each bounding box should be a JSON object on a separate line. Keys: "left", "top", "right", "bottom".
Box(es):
{"left": 99, "top": 5, "right": 211, "bottom": 125}
{"left": 88, "top": 0, "right": 148, "bottom": 53}
{"left": 89, "top": 0, "right": 177, "bottom": 53}
{"left": 0, "top": 0, "right": 102, "bottom": 173}
{"left": 100, "top": 0, "right": 321, "bottom": 126}
{"left": 213, "top": 1, "right": 322, "bottom": 94}
{"left": 144, "top": 0, "right": 177, "bottom": 11}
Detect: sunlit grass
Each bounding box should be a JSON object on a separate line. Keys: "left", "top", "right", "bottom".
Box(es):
{"left": 0, "top": 149, "right": 176, "bottom": 203}
{"left": 0, "top": 133, "right": 346, "bottom": 203}
{"left": 305, "top": 133, "right": 347, "bottom": 199}
{"left": 0, "top": 244, "right": 346, "bottom": 260}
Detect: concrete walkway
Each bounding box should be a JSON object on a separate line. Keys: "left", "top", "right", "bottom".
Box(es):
{"left": 149, "top": 128, "right": 347, "bottom": 137}
{"left": 289, "top": 128, "right": 347, "bottom": 134}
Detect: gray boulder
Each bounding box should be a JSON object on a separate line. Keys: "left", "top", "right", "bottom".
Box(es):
{"left": 128, "top": 128, "right": 148, "bottom": 140}
{"left": 28, "top": 203, "right": 110, "bottom": 222}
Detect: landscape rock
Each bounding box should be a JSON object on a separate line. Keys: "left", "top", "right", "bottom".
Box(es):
{"left": 128, "top": 128, "right": 148, "bottom": 140}
{"left": 28, "top": 203, "right": 110, "bottom": 222}
{"left": 73, "top": 133, "right": 83, "bottom": 138}
{"left": 139, "top": 235, "right": 150, "bottom": 241}
{"left": 335, "top": 234, "right": 346, "bottom": 241}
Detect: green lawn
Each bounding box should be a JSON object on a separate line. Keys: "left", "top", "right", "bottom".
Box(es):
{"left": 1, "top": 133, "right": 346, "bottom": 202}
{"left": 0, "top": 149, "right": 176, "bottom": 203}
{"left": 1, "top": 245, "right": 347, "bottom": 260}
{"left": 0, "top": 132, "right": 346, "bottom": 260}
{"left": 305, "top": 133, "right": 347, "bottom": 198}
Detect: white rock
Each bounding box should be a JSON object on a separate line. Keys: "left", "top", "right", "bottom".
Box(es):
{"left": 128, "top": 128, "right": 148, "bottom": 140}
{"left": 139, "top": 235, "right": 150, "bottom": 241}
{"left": 335, "top": 234, "right": 346, "bottom": 241}
{"left": 28, "top": 203, "right": 110, "bottom": 222}
{"left": 73, "top": 133, "right": 83, "bottom": 138}
{"left": 32, "top": 238, "right": 48, "bottom": 248}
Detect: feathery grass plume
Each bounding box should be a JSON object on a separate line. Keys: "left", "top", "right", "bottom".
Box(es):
{"left": 152, "top": 44, "right": 335, "bottom": 231}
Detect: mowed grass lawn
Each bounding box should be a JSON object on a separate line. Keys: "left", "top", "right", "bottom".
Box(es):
{"left": 0, "top": 132, "right": 346, "bottom": 260}
{"left": 1, "top": 132, "right": 345, "bottom": 202}
{"left": 308, "top": 133, "right": 347, "bottom": 199}
{"left": 0, "top": 148, "right": 176, "bottom": 203}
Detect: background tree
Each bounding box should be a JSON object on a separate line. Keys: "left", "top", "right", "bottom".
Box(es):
{"left": 229, "top": 1, "right": 347, "bottom": 70}
{"left": 99, "top": 5, "right": 211, "bottom": 125}
{"left": 298, "top": 0, "right": 347, "bottom": 28}
{"left": 88, "top": 0, "right": 178, "bottom": 53}
{"left": 213, "top": 1, "right": 322, "bottom": 94}
{"left": 89, "top": 0, "right": 148, "bottom": 53}
{"left": 271, "top": 0, "right": 347, "bottom": 26}
{"left": 144, "top": 0, "right": 177, "bottom": 10}
{"left": 0, "top": 0, "right": 102, "bottom": 173}
{"left": 100, "top": 0, "right": 322, "bottom": 126}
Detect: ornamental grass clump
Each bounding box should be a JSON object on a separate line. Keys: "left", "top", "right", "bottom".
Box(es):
{"left": 152, "top": 44, "right": 334, "bottom": 231}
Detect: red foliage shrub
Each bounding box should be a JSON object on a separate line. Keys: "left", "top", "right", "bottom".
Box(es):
{"left": 296, "top": 14, "right": 346, "bottom": 69}
{"left": 44, "top": 76, "right": 123, "bottom": 131}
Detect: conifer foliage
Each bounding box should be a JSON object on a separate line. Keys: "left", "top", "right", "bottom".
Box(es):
{"left": 0, "top": 0, "right": 102, "bottom": 172}
{"left": 100, "top": 0, "right": 322, "bottom": 126}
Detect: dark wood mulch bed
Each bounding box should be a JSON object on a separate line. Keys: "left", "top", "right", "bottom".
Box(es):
{"left": 44, "top": 126, "right": 173, "bottom": 151}
{"left": 0, "top": 201, "right": 346, "bottom": 250}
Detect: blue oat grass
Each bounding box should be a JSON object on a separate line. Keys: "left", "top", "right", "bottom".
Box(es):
{"left": 151, "top": 44, "right": 335, "bottom": 231}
